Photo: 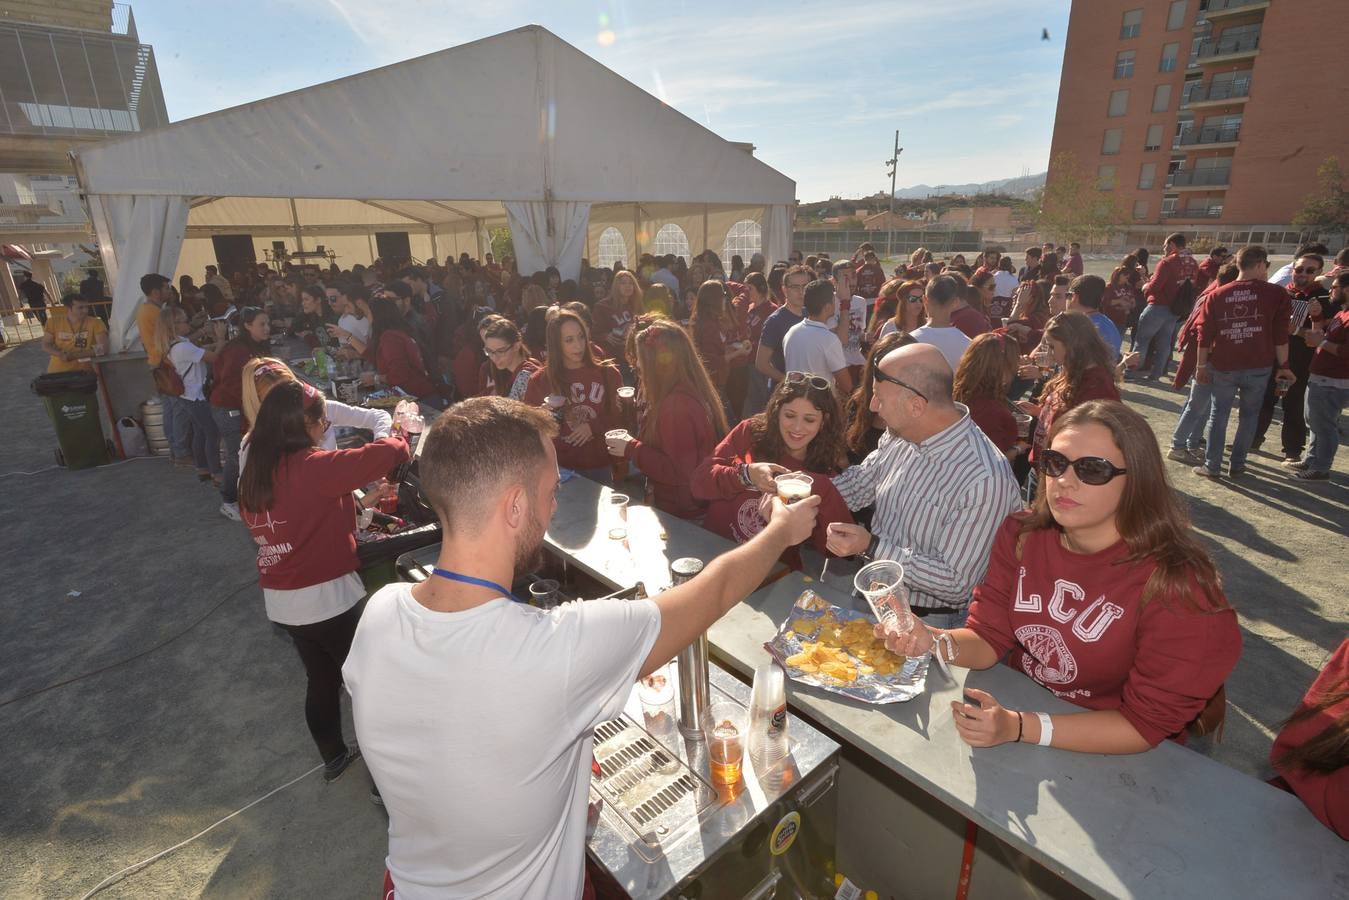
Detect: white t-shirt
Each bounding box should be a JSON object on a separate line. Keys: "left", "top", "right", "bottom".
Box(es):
{"left": 783, "top": 318, "right": 848, "bottom": 385}
{"left": 1269, "top": 262, "right": 1295, "bottom": 288}
{"left": 344, "top": 584, "right": 662, "bottom": 900}
{"left": 910, "top": 324, "right": 972, "bottom": 371}
{"left": 339, "top": 312, "right": 371, "bottom": 345}
{"left": 993, "top": 270, "right": 1019, "bottom": 297}
{"left": 836, "top": 294, "right": 869, "bottom": 366}
{"left": 168, "top": 340, "right": 208, "bottom": 401}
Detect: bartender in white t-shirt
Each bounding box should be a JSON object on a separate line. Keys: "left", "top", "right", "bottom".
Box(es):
{"left": 343, "top": 397, "right": 819, "bottom": 900}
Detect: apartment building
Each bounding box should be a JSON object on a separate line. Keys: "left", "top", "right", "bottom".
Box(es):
{"left": 1047, "top": 0, "right": 1348, "bottom": 252}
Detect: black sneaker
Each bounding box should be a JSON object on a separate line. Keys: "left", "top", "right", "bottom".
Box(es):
{"left": 323, "top": 747, "right": 361, "bottom": 783}
{"left": 1228, "top": 465, "right": 1247, "bottom": 478}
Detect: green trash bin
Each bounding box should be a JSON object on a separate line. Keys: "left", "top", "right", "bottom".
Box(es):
{"left": 32, "top": 371, "right": 109, "bottom": 470}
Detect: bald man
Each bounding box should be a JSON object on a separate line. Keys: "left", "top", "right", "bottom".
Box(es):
{"left": 826, "top": 344, "right": 1021, "bottom": 627}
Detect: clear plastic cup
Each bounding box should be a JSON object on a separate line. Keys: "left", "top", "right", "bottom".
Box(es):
{"left": 773, "top": 472, "right": 814, "bottom": 505}
{"left": 528, "top": 579, "right": 560, "bottom": 610}
{"left": 703, "top": 701, "right": 746, "bottom": 786}
{"left": 616, "top": 386, "right": 636, "bottom": 402}
{"left": 1014, "top": 412, "right": 1033, "bottom": 439}
{"left": 854, "top": 559, "right": 915, "bottom": 635}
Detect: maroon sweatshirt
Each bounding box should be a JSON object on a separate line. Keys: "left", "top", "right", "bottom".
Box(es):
{"left": 967, "top": 516, "right": 1242, "bottom": 746}
{"left": 523, "top": 361, "right": 622, "bottom": 471}
{"left": 623, "top": 385, "right": 720, "bottom": 519}
{"left": 1309, "top": 309, "right": 1349, "bottom": 380}
{"left": 1194, "top": 279, "right": 1291, "bottom": 372}
{"left": 1271, "top": 637, "right": 1349, "bottom": 839}
{"left": 1144, "top": 249, "right": 1199, "bottom": 307}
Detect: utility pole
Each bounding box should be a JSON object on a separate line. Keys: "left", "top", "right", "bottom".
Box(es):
{"left": 885, "top": 130, "right": 902, "bottom": 261}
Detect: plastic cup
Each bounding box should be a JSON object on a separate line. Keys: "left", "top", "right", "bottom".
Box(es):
{"left": 606, "top": 493, "right": 629, "bottom": 542}
{"left": 605, "top": 429, "right": 631, "bottom": 481}
{"left": 704, "top": 701, "right": 746, "bottom": 786}
{"left": 1014, "top": 412, "right": 1033, "bottom": 439}
{"left": 616, "top": 386, "right": 636, "bottom": 403}
{"left": 854, "top": 559, "right": 915, "bottom": 635}
{"left": 774, "top": 472, "right": 814, "bottom": 505}
{"left": 528, "top": 578, "right": 560, "bottom": 610}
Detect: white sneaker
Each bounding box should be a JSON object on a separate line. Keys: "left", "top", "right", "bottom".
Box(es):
{"left": 219, "top": 501, "right": 242, "bottom": 521}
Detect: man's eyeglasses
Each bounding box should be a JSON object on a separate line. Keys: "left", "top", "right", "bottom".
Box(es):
{"left": 1294, "top": 266, "right": 1321, "bottom": 275}
{"left": 785, "top": 371, "right": 831, "bottom": 391}
{"left": 1038, "top": 449, "right": 1127, "bottom": 485}
{"left": 784, "top": 280, "right": 810, "bottom": 291}
{"left": 872, "top": 368, "right": 928, "bottom": 402}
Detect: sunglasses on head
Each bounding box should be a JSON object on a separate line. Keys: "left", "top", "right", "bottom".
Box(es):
{"left": 872, "top": 368, "right": 928, "bottom": 402}
{"left": 784, "top": 371, "right": 831, "bottom": 391}
{"left": 1038, "top": 449, "right": 1127, "bottom": 485}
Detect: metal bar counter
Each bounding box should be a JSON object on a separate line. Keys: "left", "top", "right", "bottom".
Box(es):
{"left": 707, "top": 571, "right": 1349, "bottom": 900}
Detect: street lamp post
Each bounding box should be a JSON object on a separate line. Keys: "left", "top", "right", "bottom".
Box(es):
{"left": 885, "top": 130, "right": 903, "bottom": 261}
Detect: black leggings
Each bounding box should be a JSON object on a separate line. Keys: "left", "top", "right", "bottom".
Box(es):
{"left": 280, "top": 600, "right": 364, "bottom": 764}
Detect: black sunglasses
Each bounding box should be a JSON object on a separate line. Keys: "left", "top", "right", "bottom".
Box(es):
{"left": 1038, "top": 449, "right": 1127, "bottom": 485}
{"left": 785, "top": 371, "right": 831, "bottom": 391}
{"left": 1293, "top": 266, "right": 1321, "bottom": 275}
{"left": 872, "top": 368, "right": 928, "bottom": 402}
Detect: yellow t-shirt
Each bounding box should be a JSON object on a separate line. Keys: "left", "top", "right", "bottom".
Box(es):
{"left": 137, "top": 302, "right": 163, "bottom": 366}
{"left": 45, "top": 310, "right": 108, "bottom": 373}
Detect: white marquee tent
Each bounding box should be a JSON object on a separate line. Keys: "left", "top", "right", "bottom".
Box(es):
{"left": 70, "top": 24, "right": 796, "bottom": 351}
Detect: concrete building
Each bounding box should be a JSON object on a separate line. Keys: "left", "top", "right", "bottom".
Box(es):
{"left": 0, "top": 1, "right": 167, "bottom": 326}
{"left": 1047, "top": 0, "right": 1348, "bottom": 253}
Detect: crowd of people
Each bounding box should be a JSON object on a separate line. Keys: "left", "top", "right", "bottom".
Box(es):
{"left": 120, "top": 232, "right": 1344, "bottom": 897}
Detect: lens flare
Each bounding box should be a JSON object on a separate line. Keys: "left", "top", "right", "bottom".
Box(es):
{"left": 597, "top": 29, "right": 616, "bottom": 47}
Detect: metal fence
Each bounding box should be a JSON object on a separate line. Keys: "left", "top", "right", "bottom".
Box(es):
{"left": 1, "top": 301, "right": 113, "bottom": 345}
{"left": 792, "top": 229, "right": 985, "bottom": 258}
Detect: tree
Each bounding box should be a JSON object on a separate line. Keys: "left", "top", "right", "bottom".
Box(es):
{"left": 1036, "top": 151, "right": 1125, "bottom": 247}
{"left": 489, "top": 226, "right": 515, "bottom": 262}
{"left": 1292, "top": 156, "right": 1349, "bottom": 237}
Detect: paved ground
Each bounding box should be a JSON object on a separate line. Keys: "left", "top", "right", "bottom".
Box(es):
{"left": 0, "top": 337, "right": 1344, "bottom": 899}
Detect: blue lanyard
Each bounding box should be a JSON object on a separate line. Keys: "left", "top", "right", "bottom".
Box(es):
{"left": 430, "top": 567, "right": 525, "bottom": 604}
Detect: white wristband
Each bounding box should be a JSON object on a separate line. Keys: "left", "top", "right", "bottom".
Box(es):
{"left": 1036, "top": 712, "right": 1054, "bottom": 747}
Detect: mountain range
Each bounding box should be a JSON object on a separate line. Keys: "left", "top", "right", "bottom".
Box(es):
{"left": 893, "top": 171, "right": 1046, "bottom": 199}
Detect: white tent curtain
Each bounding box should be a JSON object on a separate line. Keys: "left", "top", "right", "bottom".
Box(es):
{"left": 763, "top": 204, "right": 793, "bottom": 268}
{"left": 504, "top": 201, "right": 591, "bottom": 281}
{"left": 90, "top": 194, "right": 190, "bottom": 352}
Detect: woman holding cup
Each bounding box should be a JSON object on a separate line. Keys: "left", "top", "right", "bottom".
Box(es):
{"left": 605, "top": 316, "right": 726, "bottom": 518}
{"left": 691, "top": 373, "right": 854, "bottom": 570}
{"left": 876, "top": 400, "right": 1240, "bottom": 754}
{"left": 1018, "top": 314, "right": 1120, "bottom": 467}
{"left": 953, "top": 332, "right": 1027, "bottom": 460}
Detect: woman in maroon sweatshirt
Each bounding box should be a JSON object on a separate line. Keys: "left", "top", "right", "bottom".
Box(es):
{"left": 238, "top": 380, "right": 409, "bottom": 779}
{"left": 954, "top": 332, "right": 1024, "bottom": 457}
{"left": 691, "top": 374, "right": 854, "bottom": 570}
{"left": 1019, "top": 313, "right": 1120, "bottom": 465}
{"left": 365, "top": 298, "right": 443, "bottom": 402}
{"left": 605, "top": 316, "right": 727, "bottom": 519}
{"left": 522, "top": 309, "right": 622, "bottom": 481}
{"left": 880, "top": 400, "right": 1241, "bottom": 753}
{"left": 211, "top": 306, "right": 270, "bottom": 518}
{"left": 1270, "top": 637, "right": 1349, "bottom": 838}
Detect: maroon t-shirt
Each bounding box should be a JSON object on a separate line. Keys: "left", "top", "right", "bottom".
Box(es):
{"left": 966, "top": 396, "right": 1018, "bottom": 453}
{"left": 1310, "top": 309, "right": 1349, "bottom": 380}
{"left": 951, "top": 305, "right": 992, "bottom": 339}
{"left": 1194, "top": 278, "right": 1292, "bottom": 372}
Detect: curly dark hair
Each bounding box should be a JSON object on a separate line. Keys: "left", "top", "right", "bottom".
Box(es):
{"left": 749, "top": 378, "right": 847, "bottom": 474}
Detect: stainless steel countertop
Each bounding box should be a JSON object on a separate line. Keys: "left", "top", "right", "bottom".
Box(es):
{"left": 587, "top": 663, "right": 839, "bottom": 898}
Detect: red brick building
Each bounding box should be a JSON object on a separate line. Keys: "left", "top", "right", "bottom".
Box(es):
{"left": 1047, "top": 0, "right": 1348, "bottom": 252}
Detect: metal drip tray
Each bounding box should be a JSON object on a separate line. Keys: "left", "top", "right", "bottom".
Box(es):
{"left": 591, "top": 714, "right": 719, "bottom": 861}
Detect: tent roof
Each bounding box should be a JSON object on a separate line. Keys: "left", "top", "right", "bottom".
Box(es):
{"left": 71, "top": 25, "right": 794, "bottom": 207}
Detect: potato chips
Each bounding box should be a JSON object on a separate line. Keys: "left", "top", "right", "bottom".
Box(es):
{"left": 783, "top": 616, "right": 905, "bottom": 685}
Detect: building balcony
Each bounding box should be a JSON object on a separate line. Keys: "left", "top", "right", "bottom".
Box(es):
{"left": 1200, "top": 0, "right": 1270, "bottom": 22}
{"left": 1191, "top": 33, "right": 1260, "bottom": 64}
{"left": 1167, "top": 169, "right": 1232, "bottom": 189}
{"left": 1163, "top": 205, "right": 1225, "bottom": 219}
{"left": 1175, "top": 124, "right": 1241, "bottom": 149}
{"left": 1182, "top": 80, "right": 1251, "bottom": 108}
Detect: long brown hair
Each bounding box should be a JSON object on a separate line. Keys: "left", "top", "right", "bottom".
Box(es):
{"left": 1041, "top": 313, "right": 1116, "bottom": 409}
{"left": 845, "top": 331, "right": 913, "bottom": 455}
{"left": 608, "top": 269, "right": 643, "bottom": 315}
{"left": 689, "top": 279, "right": 731, "bottom": 331}
{"left": 483, "top": 318, "right": 531, "bottom": 396}
{"left": 1274, "top": 657, "right": 1349, "bottom": 774}
{"left": 752, "top": 378, "right": 847, "bottom": 474}
{"left": 888, "top": 279, "right": 925, "bottom": 334}
{"left": 238, "top": 380, "right": 325, "bottom": 513}
{"left": 544, "top": 309, "right": 599, "bottom": 395}
{"left": 1010, "top": 278, "right": 1049, "bottom": 322}
{"left": 1021, "top": 400, "right": 1226, "bottom": 612}
{"left": 953, "top": 332, "right": 1021, "bottom": 406}
{"left": 632, "top": 317, "right": 728, "bottom": 444}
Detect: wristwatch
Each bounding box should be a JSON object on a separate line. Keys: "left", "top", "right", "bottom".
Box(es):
{"left": 858, "top": 532, "right": 881, "bottom": 563}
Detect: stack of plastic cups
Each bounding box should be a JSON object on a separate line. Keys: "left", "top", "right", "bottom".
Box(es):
{"left": 748, "top": 660, "right": 789, "bottom": 790}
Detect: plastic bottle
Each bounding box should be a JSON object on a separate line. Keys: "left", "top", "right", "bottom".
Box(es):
{"left": 748, "top": 661, "right": 789, "bottom": 774}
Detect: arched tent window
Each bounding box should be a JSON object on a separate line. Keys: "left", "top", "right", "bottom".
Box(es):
{"left": 653, "top": 224, "right": 691, "bottom": 263}
{"left": 722, "top": 220, "right": 762, "bottom": 267}
{"left": 596, "top": 227, "right": 627, "bottom": 269}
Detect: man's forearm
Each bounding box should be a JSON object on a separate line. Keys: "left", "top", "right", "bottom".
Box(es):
{"left": 1275, "top": 342, "right": 1289, "bottom": 367}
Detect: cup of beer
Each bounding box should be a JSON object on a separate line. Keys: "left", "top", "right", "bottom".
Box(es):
{"left": 774, "top": 472, "right": 814, "bottom": 505}
{"left": 544, "top": 394, "right": 567, "bottom": 422}
{"left": 605, "top": 429, "right": 631, "bottom": 481}
{"left": 703, "top": 701, "right": 746, "bottom": 786}
{"left": 1014, "top": 412, "right": 1033, "bottom": 440}
{"left": 854, "top": 559, "right": 915, "bottom": 635}
{"left": 616, "top": 386, "right": 636, "bottom": 403}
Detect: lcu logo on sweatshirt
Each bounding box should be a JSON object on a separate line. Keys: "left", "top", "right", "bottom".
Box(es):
{"left": 1010, "top": 567, "right": 1125, "bottom": 699}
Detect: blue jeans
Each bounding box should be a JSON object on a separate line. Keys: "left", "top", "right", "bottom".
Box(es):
{"left": 212, "top": 406, "right": 243, "bottom": 502}
{"left": 1171, "top": 380, "right": 1213, "bottom": 450}
{"left": 161, "top": 392, "right": 185, "bottom": 460}
{"left": 1305, "top": 378, "right": 1349, "bottom": 473}
{"left": 1205, "top": 367, "right": 1271, "bottom": 473}
{"left": 178, "top": 398, "right": 221, "bottom": 476}
{"left": 1133, "top": 304, "right": 1177, "bottom": 380}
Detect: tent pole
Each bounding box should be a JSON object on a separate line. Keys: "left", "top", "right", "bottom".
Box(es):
{"left": 289, "top": 198, "right": 305, "bottom": 253}
{"left": 633, "top": 205, "right": 642, "bottom": 262}
{"left": 430, "top": 231, "right": 439, "bottom": 264}
{"left": 702, "top": 204, "right": 709, "bottom": 255}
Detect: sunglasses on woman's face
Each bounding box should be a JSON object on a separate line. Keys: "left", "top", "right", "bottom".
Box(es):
{"left": 1038, "top": 449, "right": 1127, "bottom": 485}
{"left": 785, "top": 371, "right": 831, "bottom": 391}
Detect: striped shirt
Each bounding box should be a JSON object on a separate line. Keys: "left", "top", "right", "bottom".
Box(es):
{"left": 833, "top": 406, "right": 1022, "bottom": 612}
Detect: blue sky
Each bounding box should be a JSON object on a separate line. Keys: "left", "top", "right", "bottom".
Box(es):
{"left": 137, "top": 0, "right": 1071, "bottom": 201}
